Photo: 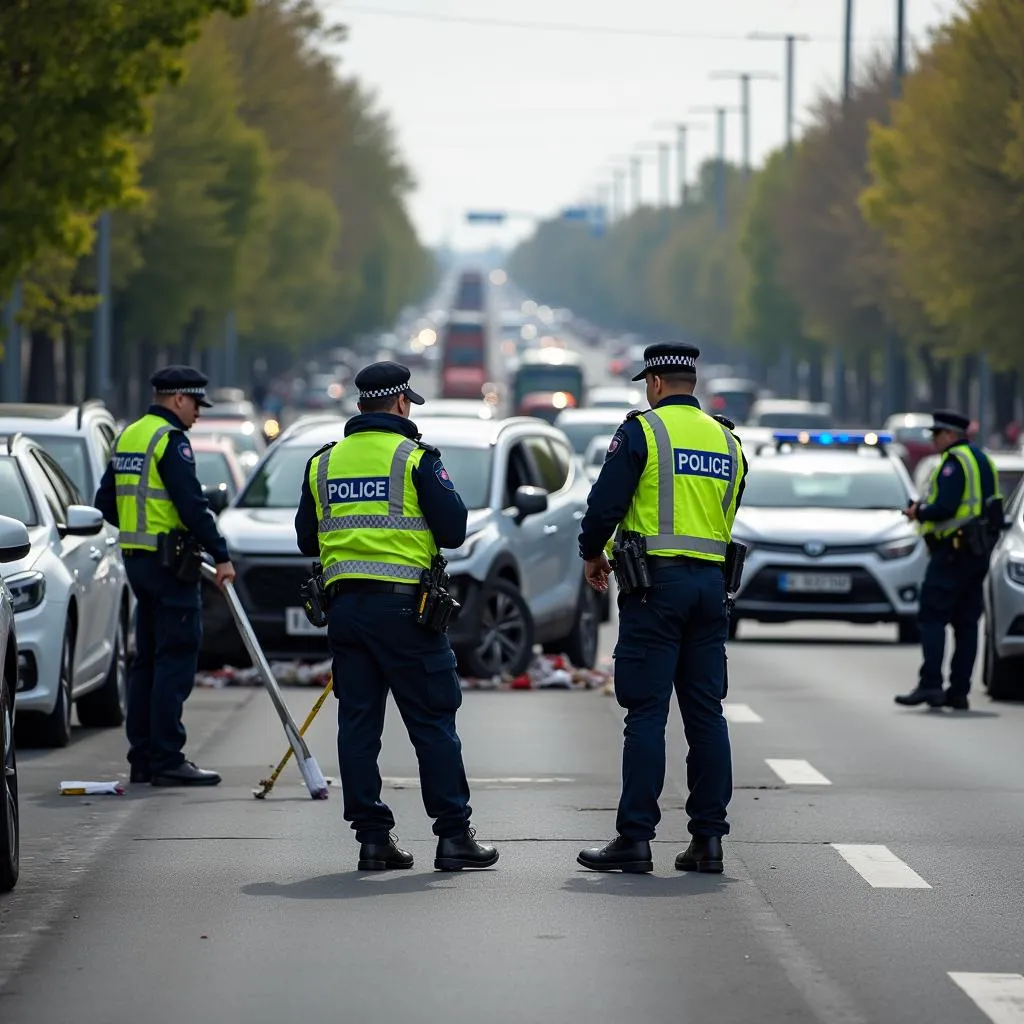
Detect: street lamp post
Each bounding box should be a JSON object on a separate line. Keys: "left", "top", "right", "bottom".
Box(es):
{"left": 709, "top": 70, "right": 779, "bottom": 179}
{"left": 690, "top": 105, "right": 740, "bottom": 230}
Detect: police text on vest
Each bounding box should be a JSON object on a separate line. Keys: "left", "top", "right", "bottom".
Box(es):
{"left": 327, "top": 477, "right": 390, "bottom": 502}
{"left": 114, "top": 453, "right": 146, "bottom": 475}
{"left": 673, "top": 448, "right": 733, "bottom": 480}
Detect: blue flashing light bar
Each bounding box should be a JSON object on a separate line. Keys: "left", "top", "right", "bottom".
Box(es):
{"left": 772, "top": 430, "right": 893, "bottom": 446}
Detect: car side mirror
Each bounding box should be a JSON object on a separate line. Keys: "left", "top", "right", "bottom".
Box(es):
{"left": 513, "top": 485, "right": 548, "bottom": 522}
{"left": 65, "top": 504, "right": 105, "bottom": 537}
{"left": 203, "top": 485, "right": 230, "bottom": 515}
{"left": 0, "top": 514, "right": 31, "bottom": 562}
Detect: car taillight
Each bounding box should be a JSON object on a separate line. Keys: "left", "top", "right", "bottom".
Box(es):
{"left": 712, "top": 396, "right": 726, "bottom": 410}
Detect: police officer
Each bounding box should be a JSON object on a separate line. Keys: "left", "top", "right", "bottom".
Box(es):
{"left": 895, "top": 409, "right": 1000, "bottom": 711}
{"left": 576, "top": 343, "right": 747, "bottom": 875}
{"left": 95, "top": 366, "right": 236, "bottom": 786}
{"left": 294, "top": 361, "right": 498, "bottom": 872}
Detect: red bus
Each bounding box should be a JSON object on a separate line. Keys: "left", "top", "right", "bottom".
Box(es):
{"left": 440, "top": 314, "right": 489, "bottom": 399}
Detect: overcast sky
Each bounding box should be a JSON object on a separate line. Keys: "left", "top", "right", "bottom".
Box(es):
{"left": 320, "top": 0, "right": 961, "bottom": 250}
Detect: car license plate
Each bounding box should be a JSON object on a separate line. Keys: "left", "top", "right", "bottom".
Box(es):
{"left": 285, "top": 607, "right": 326, "bottom": 635}
{"left": 779, "top": 573, "right": 853, "bottom": 594}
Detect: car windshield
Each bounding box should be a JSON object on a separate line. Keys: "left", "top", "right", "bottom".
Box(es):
{"left": 444, "top": 345, "right": 485, "bottom": 366}
{"left": 514, "top": 368, "right": 583, "bottom": 404}
{"left": 192, "top": 423, "right": 260, "bottom": 453}
{"left": 752, "top": 411, "right": 833, "bottom": 429}
{"left": 558, "top": 419, "right": 623, "bottom": 454}
{"left": 195, "top": 451, "right": 237, "bottom": 497}
{"left": 0, "top": 457, "right": 39, "bottom": 525}
{"left": 239, "top": 442, "right": 494, "bottom": 511}
{"left": 998, "top": 469, "right": 1023, "bottom": 498}
{"left": 743, "top": 464, "right": 907, "bottom": 510}
{"left": 25, "top": 435, "right": 92, "bottom": 497}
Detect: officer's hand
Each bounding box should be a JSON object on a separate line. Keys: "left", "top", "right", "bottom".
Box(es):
{"left": 584, "top": 554, "right": 612, "bottom": 592}
{"left": 902, "top": 501, "right": 919, "bottom": 522}
{"left": 214, "top": 561, "right": 237, "bottom": 590}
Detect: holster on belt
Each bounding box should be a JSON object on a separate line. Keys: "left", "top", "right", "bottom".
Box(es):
{"left": 157, "top": 529, "right": 204, "bottom": 584}
{"left": 611, "top": 531, "right": 651, "bottom": 595}
{"left": 299, "top": 562, "right": 328, "bottom": 628}
{"left": 416, "top": 555, "right": 460, "bottom": 634}
{"left": 724, "top": 540, "right": 748, "bottom": 595}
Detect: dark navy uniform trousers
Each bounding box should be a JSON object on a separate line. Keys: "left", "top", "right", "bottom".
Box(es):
{"left": 124, "top": 554, "right": 203, "bottom": 774}
{"left": 917, "top": 547, "right": 988, "bottom": 697}
{"left": 327, "top": 591, "right": 472, "bottom": 844}
{"left": 613, "top": 559, "right": 733, "bottom": 841}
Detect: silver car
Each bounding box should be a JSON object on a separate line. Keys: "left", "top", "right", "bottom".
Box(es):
{"left": 203, "top": 414, "right": 602, "bottom": 677}
{"left": 731, "top": 432, "right": 926, "bottom": 641}
{"left": 982, "top": 479, "right": 1024, "bottom": 699}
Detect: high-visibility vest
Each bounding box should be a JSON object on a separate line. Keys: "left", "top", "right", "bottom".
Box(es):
{"left": 310, "top": 431, "right": 437, "bottom": 585}
{"left": 112, "top": 414, "right": 186, "bottom": 550}
{"left": 616, "top": 406, "right": 743, "bottom": 563}
{"left": 920, "top": 444, "right": 999, "bottom": 539}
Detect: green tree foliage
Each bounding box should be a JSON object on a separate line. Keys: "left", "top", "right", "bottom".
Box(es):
{"left": 862, "top": 0, "right": 1024, "bottom": 371}
{"left": 0, "top": 0, "right": 248, "bottom": 297}
{"left": 118, "top": 27, "right": 270, "bottom": 353}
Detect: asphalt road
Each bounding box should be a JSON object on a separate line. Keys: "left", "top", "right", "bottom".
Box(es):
{"left": 3, "top": 615, "right": 1024, "bottom": 1024}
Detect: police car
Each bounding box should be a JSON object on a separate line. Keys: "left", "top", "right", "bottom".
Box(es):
{"left": 730, "top": 431, "right": 927, "bottom": 642}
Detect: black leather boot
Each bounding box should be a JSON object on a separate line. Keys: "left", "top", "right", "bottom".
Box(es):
{"left": 675, "top": 836, "right": 724, "bottom": 873}
{"left": 577, "top": 836, "right": 653, "bottom": 873}
{"left": 434, "top": 828, "right": 499, "bottom": 871}
{"left": 151, "top": 761, "right": 221, "bottom": 786}
{"left": 894, "top": 686, "right": 944, "bottom": 707}
{"left": 358, "top": 835, "right": 414, "bottom": 871}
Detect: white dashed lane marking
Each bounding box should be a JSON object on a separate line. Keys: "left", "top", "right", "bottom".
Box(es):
{"left": 722, "top": 703, "right": 763, "bottom": 723}
{"left": 831, "top": 844, "right": 932, "bottom": 888}
{"left": 948, "top": 973, "right": 1024, "bottom": 1023}
{"left": 765, "top": 759, "right": 832, "bottom": 785}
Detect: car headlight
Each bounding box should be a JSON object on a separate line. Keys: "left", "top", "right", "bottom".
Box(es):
{"left": 876, "top": 536, "right": 919, "bottom": 560}
{"left": 445, "top": 533, "right": 483, "bottom": 561}
{"left": 1007, "top": 557, "right": 1024, "bottom": 587}
{"left": 7, "top": 570, "right": 46, "bottom": 612}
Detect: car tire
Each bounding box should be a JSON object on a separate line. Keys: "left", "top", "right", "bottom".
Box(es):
{"left": 77, "top": 608, "right": 127, "bottom": 728}
{"left": 458, "top": 578, "right": 534, "bottom": 679}
{"left": 38, "top": 622, "right": 74, "bottom": 749}
{"left": 897, "top": 618, "right": 920, "bottom": 644}
{"left": 0, "top": 665, "right": 19, "bottom": 892}
{"left": 551, "top": 581, "right": 601, "bottom": 669}
{"left": 984, "top": 620, "right": 1023, "bottom": 700}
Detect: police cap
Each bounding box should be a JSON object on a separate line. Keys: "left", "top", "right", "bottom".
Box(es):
{"left": 150, "top": 365, "right": 213, "bottom": 407}
{"left": 930, "top": 409, "right": 971, "bottom": 433}
{"left": 631, "top": 343, "right": 701, "bottom": 382}
{"left": 354, "top": 361, "right": 424, "bottom": 405}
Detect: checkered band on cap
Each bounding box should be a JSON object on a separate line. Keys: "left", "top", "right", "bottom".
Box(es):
{"left": 644, "top": 355, "right": 696, "bottom": 372}
{"left": 358, "top": 383, "right": 408, "bottom": 399}
{"left": 155, "top": 386, "right": 207, "bottom": 395}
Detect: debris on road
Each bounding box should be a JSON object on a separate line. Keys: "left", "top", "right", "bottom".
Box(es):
{"left": 195, "top": 651, "right": 614, "bottom": 693}
{"left": 59, "top": 781, "right": 125, "bottom": 796}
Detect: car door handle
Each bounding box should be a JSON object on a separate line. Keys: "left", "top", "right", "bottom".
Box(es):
{"left": 543, "top": 524, "right": 559, "bottom": 535}
{"left": 88, "top": 547, "right": 103, "bottom": 561}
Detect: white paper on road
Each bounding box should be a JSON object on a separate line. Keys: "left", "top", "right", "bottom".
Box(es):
{"left": 765, "top": 759, "right": 832, "bottom": 785}
{"left": 831, "top": 844, "right": 932, "bottom": 888}
{"left": 59, "top": 780, "right": 125, "bottom": 795}
{"left": 948, "top": 973, "right": 1024, "bottom": 1024}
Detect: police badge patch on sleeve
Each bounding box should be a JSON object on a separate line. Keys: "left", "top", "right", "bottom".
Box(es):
{"left": 178, "top": 441, "right": 195, "bottom": 464}
{"left": 941, "top": 464, "right": 954, "bottom": 477}
{"left": 606, "top": 431, "right": 624, "bottom": 458}
{"left": 434, "top": 462, "right": 455, "bottom": 490}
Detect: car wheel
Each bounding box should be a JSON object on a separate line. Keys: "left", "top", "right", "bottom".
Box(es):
{"left": 459, "top": 578, "right": 534, "bottom": 678}
{"left": 897, "top": 617, "right": 920, "bottom": 644}
{"left": 76, "top": 609, "right": 127, "bottom": 728}
{"left": 559, "top": 582, "right": 600, "bottom": 669}
{"left": 39, "top": 623, "right": 74, "bottom": 748}
{"left": 0, "top": 666, "right": 18, "bottom": 892}
{"left": 984, "top": 619, "right": 1023, "bottom": 700}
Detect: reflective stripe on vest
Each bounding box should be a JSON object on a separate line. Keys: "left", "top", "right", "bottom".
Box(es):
{"left": 311, "top": 432, "right": 437, "bottom": 584}
{"left": 113, "top": 418, "right": 183, "bottom": 549}
{"left": 920, "top": 446, "right": 987, "bottom": 539}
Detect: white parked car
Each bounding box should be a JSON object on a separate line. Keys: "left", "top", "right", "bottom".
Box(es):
{"left": 0, "top": 433, "right": 129, "bottom": 746}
